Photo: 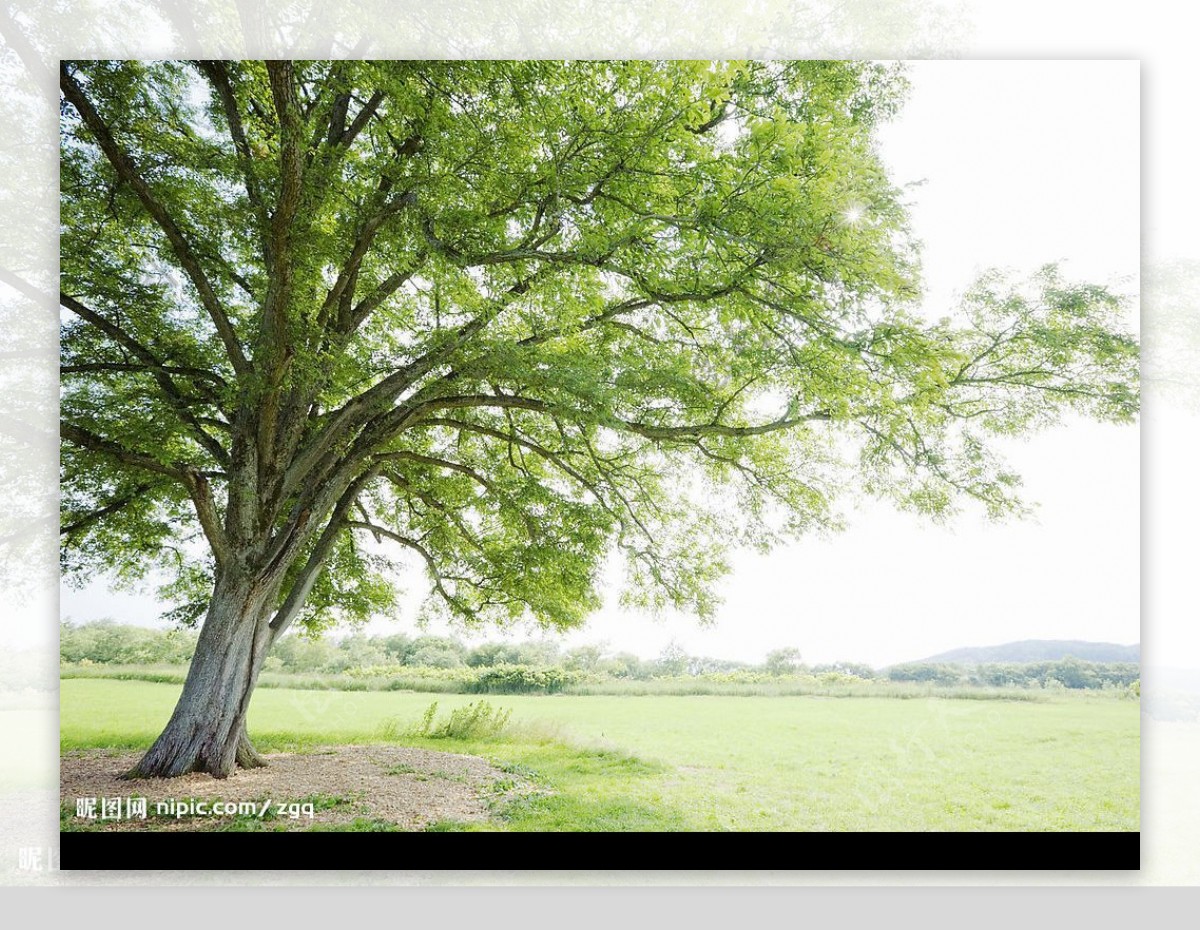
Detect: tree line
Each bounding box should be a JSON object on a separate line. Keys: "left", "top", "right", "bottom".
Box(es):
{"left": 60, "top": 620, "right": 1138, "bottom": 691}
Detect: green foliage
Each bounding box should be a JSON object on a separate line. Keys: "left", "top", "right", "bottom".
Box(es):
{"left": 59, "top": 621, "right": 1137, "bottom": 697}
{"left": 266, "top": 634, "right": 343, "bottom": 672}
{"left": 407, "top": 700, "right": 514, "bottom": 740}
{"left": 59, "top": 60, "right": 1137, "bottom": 648}
{"left": 598, "top": 652, "right": 658, "bottom": 680}
{"left": 468, "top": 664, "right": 581, "bottom": 694}
{"left": 886, "top": 663, "right": 965, "bottom": 686}
{"left": 59, "top": 619, "right": 196, "bottom": 665}
{"left": 888, "top": 657, "right": 1140, "bottom": 690}
{"left": 405, "top": 644, "right": 465, "bottom": 669}
{"left": 656, "top": 641, "right": 690, "bottom": 676}
{"left": 970, "top": 658, "right": 1139, "bottom": 691}
{"left": 763, "top": 646, "right": 803, "bottom": 676}
{"left": 563, "top": 644, "right": 606, "bottom": 672}
{"left": 810, "top": 661, "right": 876, "bottom": 679}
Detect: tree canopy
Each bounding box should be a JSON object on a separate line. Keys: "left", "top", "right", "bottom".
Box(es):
{"left": 60, "top": 59, "right": 1138, "bottom": 644}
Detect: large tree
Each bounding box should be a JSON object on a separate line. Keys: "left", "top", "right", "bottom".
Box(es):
{"left": 59, "top": 60, "right": 1137, "bottom": 778}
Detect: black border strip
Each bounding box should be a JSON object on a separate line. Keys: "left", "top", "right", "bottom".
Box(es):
{"left": 60, "top": 831, "right": 1140, "bottom": 871}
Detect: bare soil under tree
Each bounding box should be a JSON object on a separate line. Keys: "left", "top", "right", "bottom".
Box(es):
{"left": 61, "top": 745, "right": 534, "bottom": 831}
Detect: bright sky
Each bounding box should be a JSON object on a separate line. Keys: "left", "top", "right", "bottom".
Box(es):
{"left": 60, "top": 61, "right": 1141, "bottom": 668}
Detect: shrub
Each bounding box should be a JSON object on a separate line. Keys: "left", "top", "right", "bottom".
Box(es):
{"left": 468, "top": 664, "right": 581, "bottom": 694}
{"left": 410, "top": 701, "right": 514, "bottom": 740}
{"left": 886, "top": 663, "right": 964, "bottom": 686}
{"left": 59, "top": 620, "right": 197, "bottom": 665}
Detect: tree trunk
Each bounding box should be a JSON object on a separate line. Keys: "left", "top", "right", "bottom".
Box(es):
{"left": 235, "top": 721, "right": 268, "bottom": 769}
{"left": 123, "top": 570, "right": 277, "bottom": 779}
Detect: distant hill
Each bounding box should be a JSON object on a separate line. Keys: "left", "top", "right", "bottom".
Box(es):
{"left": 913, "top": 640, "right": 1140, "bottom": 666}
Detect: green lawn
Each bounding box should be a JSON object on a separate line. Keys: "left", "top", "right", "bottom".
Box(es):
{"left": 60, "top": 679, "right": 1139, "bottom": 831}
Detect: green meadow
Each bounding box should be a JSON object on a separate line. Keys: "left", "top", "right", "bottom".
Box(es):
{"left": 60, "top": 678, "right": 1138, "bottom": 832}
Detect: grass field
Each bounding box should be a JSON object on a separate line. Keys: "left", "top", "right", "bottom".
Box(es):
{"left": 60, "top": 679, "right": 1139, "bottom": 831}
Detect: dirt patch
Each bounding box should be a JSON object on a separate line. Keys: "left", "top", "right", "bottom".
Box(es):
{"left": 60, "top": 745, "right": 530, "bottom": 831}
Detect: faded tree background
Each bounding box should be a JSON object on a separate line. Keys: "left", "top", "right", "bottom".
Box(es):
{"left": 0, "top": 0, "right": 1194, "bottom": 888}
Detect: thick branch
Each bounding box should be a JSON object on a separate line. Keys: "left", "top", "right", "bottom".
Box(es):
{"left": 326, "top": 91, "right": 350, "bottom": 146}
{"left": 196, "top": 60, "right": 272, "bottom": 269}
{"left": 338, "top": 90, "right": 385, "bottom": 147}
{"left": 62, "top": 423, "right": 192, "bottom": 481}
{"left": 279, "top": 276, "right": 538, "bottom": 500}
{"left": 267, "top": 470, "right": 374, "bottom": 637}
{"left": 185, "top": 472, "right": 232, "bottom": 566}
{"left": 60, "top": 360, "right": 228, "bottom": 389}
{"left": 619, "top": 409, "right": 831, "bottom": 440}
{"left": 390, "top": 392, "right": 831, "bottom": 445}
{"left": 261, "top": 60, "right": 305, "bottom": 360}
{"left": 0, "top": 4, "right": 54, "bottom": 91}
{"left": 384, "top": 392, "right": 553, "bottom": 434}
{"left": 343, "top": 251, "right": 428, "bottom": 333}
{"left": 0, "top": 265, "right": 47, "bottom": 303}
{"left": 318, "top": 186, "right": 417, "bottom": 331}
{"left": 247, "top": 61, "right": 308, "bottom": 484}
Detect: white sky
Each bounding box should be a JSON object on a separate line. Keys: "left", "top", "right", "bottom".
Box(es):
{"left": 60, "top": 61, "right": 1141, "bottom": 668}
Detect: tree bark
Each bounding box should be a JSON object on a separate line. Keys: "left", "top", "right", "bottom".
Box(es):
{"left": 235, "top": 721, "right": 268, "bottom": 769}
{"left": 123, "top": 569, "right": 277, "bottom": 778}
